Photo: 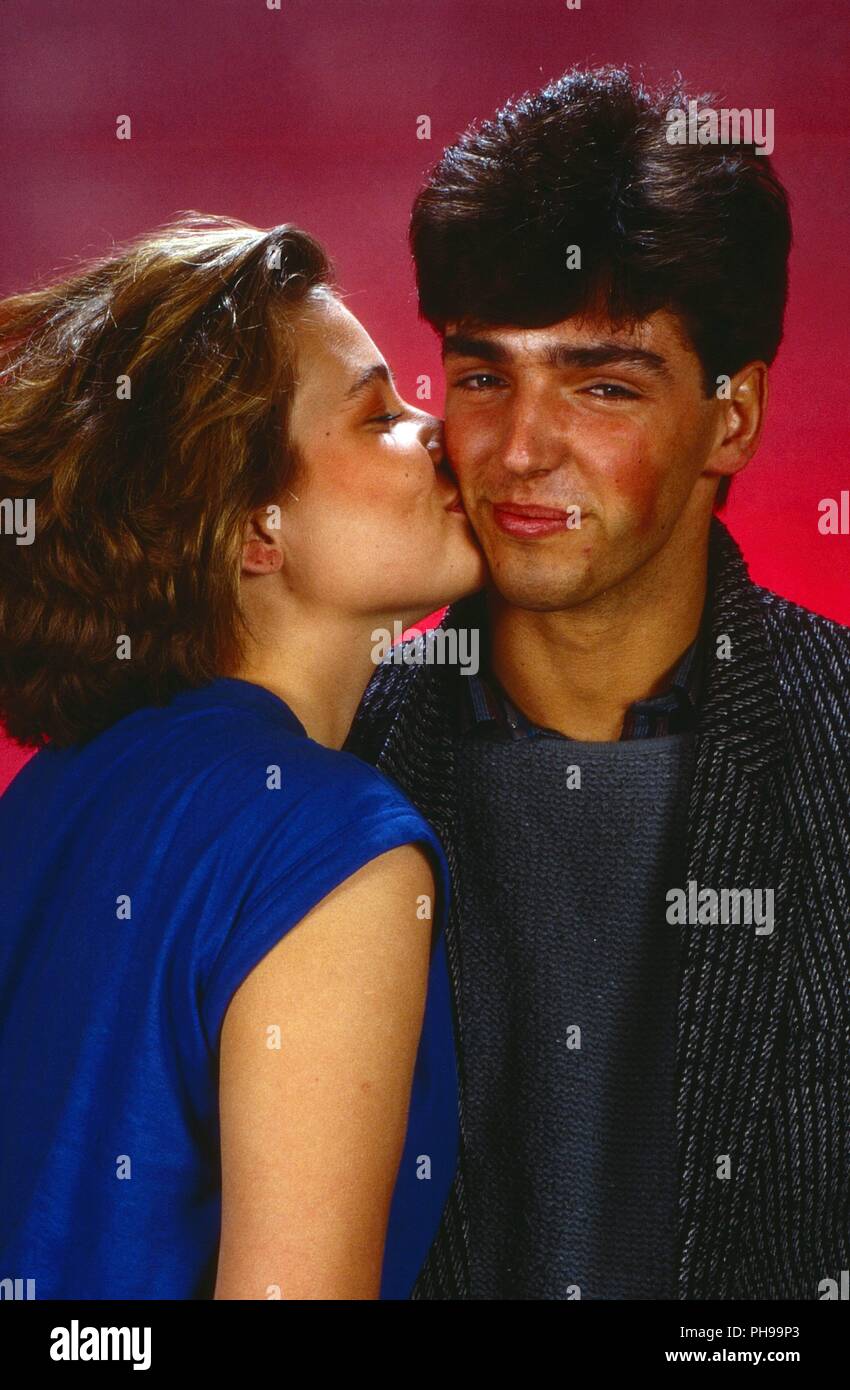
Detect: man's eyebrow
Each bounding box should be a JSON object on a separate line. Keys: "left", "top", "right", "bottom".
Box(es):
{"left": 546, "top": 342, "right": 672, "bottom": 379}
{"left": 442, "top": 333, "right": 672, "bottom": 379}
{"left": 343, "top": 363, "right": 392, "bottom": 400}
{"left": 442, "top": 335, "right": 508, "bottom": 364}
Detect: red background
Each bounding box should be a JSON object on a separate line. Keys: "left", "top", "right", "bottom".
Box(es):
{"left": 2, "top": 0, "right": 848, "bottom": 787}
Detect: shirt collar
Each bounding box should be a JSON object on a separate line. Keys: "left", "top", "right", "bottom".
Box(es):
{"left": 461, "top": 603, "right": 708, "bottom": 742}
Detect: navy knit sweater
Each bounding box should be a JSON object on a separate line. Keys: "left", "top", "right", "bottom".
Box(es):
{"left": 453, "top": 731, "right": 696, "bottom": 1298}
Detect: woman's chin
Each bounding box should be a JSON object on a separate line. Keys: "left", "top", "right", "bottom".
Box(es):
{"left": 438, "top": 550, "right": 489, "bottom": 605}
{"left": 460, "top": 534, "right": 490, "bottom": 593}
{"left": 369, "top": 541, "right": 487, "bottom": 628}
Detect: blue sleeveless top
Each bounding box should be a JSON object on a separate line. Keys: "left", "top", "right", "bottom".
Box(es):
{"left": 0, "top": 677, "right": 458, "bottom": 1299}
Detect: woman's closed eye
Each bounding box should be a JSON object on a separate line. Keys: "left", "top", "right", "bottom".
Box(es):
{"left": 367, "top": 410, "right": 404, "bottom": 426}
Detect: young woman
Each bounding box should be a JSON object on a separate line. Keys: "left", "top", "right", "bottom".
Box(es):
{"left": 0, "top": 214, "right": 485, "bottom": 1299}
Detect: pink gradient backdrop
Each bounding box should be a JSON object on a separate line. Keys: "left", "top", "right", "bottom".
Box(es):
{"left": 2, "top": 0, "right": 848, "bottom": 787}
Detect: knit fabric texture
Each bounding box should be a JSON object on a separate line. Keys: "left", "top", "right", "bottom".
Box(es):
{"left": 454, "top": 732, "right": 695, "bottom": 1298}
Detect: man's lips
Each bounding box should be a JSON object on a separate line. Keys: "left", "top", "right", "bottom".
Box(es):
{"left": 492, "top": 501, "right": 572, "bottom": 537}
{"left": 494, "top": 502, "right": 569, "bottom": 519}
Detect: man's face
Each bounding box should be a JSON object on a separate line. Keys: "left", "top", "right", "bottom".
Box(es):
{"left": 442, "top": 309, "right": 727, "bottom": 611}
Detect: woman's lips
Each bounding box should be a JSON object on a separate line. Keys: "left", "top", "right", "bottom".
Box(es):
{"left": 492, "top": 503, "right": 570, "bottom": 538}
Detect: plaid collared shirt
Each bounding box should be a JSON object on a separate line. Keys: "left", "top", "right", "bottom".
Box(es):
{"left": 461, "top": 618, "right": 706, "bottom": 741}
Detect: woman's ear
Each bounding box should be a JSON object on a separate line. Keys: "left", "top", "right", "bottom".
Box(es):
{"left": 240, "top": 505, "right": 285, "bottom": 576}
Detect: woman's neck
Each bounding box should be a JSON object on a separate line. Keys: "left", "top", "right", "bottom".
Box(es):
{"left": 225, "top": 607, "right": 396, "bottom": 750}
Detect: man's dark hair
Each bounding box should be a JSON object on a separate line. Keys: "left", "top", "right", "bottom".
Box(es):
{"left": 410, "top": 65, "right": 792, "bottom": 507}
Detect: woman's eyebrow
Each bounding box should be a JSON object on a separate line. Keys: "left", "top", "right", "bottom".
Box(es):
{"left": 344, "top": 363, "right": 393, "bottom": 400}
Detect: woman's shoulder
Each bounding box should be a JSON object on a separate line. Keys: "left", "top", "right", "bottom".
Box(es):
{"left": 159, "top": 677, "right": 436, "bottom": 847}
{"left": 1, "top": 678, "right": 448, "bottom": 929}
{"left": 295, "top": 739, "right": 426, "bottom": 820}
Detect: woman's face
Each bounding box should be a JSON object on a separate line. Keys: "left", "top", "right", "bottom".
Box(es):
{"left": 276, "top": 292, "right": 486, "bottom": 626}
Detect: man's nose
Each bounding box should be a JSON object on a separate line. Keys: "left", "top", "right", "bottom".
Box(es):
{"left": 497, "top": 402, "right": 552, "bottom": 475}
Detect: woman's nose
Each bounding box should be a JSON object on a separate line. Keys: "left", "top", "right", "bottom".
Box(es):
{"left": 420, "top": 416, "right": 445, "bottom": 467}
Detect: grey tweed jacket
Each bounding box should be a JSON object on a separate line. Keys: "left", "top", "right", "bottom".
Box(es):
{"left": 346, "top": 518, "right": 850, "bottom": 1300}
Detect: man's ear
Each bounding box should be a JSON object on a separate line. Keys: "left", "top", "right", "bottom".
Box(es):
{"left": 705, "top": 361, "right": 769, "bottom": 485}
{"left": 240, "top": 504, "right": 285, "bottom": 576}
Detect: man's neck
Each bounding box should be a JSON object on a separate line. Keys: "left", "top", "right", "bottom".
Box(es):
{"left": 487, "top": 529, "right": 711, "bottom": 742}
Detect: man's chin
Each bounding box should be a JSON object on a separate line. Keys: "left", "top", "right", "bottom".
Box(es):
{"left": 485, "top": 567, "right": 599, "bottom": 612}
{"left": 479, "top": 546, "right": 588, "bottom": 606}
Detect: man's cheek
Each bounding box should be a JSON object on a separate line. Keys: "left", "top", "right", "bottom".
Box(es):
{"left": 604, "top": 457, "right": 664, "bottom": 535}
{"left": 445, "top": 415, "right": 485, "bottom": 475}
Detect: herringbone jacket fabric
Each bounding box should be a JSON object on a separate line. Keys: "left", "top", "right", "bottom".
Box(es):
{"left": 346, "top": 518, "right": 850, "bottom": 1300}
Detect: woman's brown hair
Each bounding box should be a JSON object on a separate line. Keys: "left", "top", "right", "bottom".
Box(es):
{"left": 0, "top": 213, "right": 334, "bottom": 748}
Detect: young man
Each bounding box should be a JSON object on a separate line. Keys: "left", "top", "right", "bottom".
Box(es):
{"left": 347, "top": 67, "right": 850, "bottom": 1300}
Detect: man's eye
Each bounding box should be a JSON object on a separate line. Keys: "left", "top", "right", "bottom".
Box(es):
{"left": 368, "top": 411, "right": 403, "bottom": 424}
{"left": 453, "top": 373, "right": 505, "bottom": 390}
{"left": 584, "top": 383, "right": 641, "bottom": 399}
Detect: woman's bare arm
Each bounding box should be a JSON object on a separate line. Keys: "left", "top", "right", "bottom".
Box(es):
{"left": 214, "top": 842, "right": 435, "bottom": 1300}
